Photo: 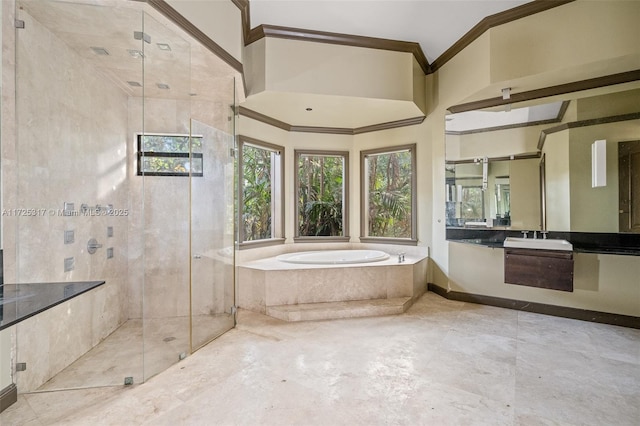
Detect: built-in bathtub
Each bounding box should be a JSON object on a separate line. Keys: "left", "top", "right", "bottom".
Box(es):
{"left": 238, "top": 246, "right": 428, "bottom": 321}
{"left": 276, "top": 249, "right": 390, "bottom": 265}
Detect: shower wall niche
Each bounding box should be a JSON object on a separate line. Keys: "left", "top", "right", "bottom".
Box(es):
{"left": 1, "top": 0, "right": 239, "bottom": 397}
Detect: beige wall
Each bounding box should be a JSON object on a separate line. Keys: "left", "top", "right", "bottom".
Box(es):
{"left": 489, "top": 1, "right": 640, "bottom": 84}
{"left": 166, "top": 0, "right": 242, "bottom": 63}
{"left": 264, "top": 38, "right": 415, "bottom": 101}
{"left": 449, "top": 242, "right": 640, "bottom": 316}
{"left": 431, "top": 0, "right": 640, "bottom": 314}
{"left": 569, "top": 120, "right": 640, "bottom": 232}
{"left": 543, "top": 131, "right": 571, "bottom": 231}
{"left": 509, "top": 158, "right": 541, "bottom": 230}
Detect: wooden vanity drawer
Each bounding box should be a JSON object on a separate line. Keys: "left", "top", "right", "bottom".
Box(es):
{"left": 504, "top": 248, "right": 574, "bottom": 292}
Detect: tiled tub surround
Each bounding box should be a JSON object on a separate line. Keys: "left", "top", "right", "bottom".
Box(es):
{"left": 238, "top": 244, "right": 428, "bottom": 321}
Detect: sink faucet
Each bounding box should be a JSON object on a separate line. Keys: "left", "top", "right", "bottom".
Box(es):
{"left": 398, "top": 252, "right": 405, "bottom": 263}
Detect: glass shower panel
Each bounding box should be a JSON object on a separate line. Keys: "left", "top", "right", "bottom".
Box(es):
{"left": 140, "top": 10, "right": 192, "bottom": 381}
{"left": 12, "top": 0, "right": 144, "bottom": 391}
{"left": 190, "top": 116, "right": 236, "bottom": 351}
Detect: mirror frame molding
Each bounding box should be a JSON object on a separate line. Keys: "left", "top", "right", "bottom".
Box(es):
{"left": 447, "top": 69, "right": 640, "bottom": 114}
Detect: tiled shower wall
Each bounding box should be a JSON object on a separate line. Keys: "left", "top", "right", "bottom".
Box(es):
{"left": 126, "top": 98, "right": 234, "bottom": 320}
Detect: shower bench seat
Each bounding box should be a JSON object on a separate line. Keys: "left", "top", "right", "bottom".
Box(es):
{"left": 0, "top": 280, "right": 105, "bottom": 330}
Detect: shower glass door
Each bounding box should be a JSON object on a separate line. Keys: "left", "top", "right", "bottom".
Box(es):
{"left": 190, "top": 115, "right": 236, "bottom": 351}
{"left": 139, "top": 10, "right": 192, "bottom": 382}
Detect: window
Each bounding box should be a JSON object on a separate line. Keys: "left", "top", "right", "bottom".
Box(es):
{"left": 295, "top": 150, "right": 349, "bottom": 240}
{"left": 238, "top": 136, "right": 284, "bottom": 245}
{"left": 460, "top": 186, "right": 485, "bottom": 220}
{"left": 137, "top": 134, "right": 203, "bottom": 176}
{"left": 361, "top": 144, "right": 416, "bottom": 243}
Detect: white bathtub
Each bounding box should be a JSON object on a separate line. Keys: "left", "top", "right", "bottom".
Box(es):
{"left": 276, "top": 249, "right": 390, "bottom": 265}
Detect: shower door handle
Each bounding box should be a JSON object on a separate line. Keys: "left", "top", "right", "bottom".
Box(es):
{"left": 193, "top": 254, "right": 202, "bottom": 259}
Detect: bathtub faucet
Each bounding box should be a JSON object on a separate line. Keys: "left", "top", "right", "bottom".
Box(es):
{"left": 398, "top": 252, "right": 405, "bottom": 263}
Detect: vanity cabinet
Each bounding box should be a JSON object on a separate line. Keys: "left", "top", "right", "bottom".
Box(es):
{"left": 504, "top": 248, "right": 574, "bottom": 292}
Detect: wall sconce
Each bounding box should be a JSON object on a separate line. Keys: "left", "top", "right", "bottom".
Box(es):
{"left": 482, "top": 156, "right": 489, "bottom": 191}
{"left": 591, "top": 139, "right": 607, "bottom": 188}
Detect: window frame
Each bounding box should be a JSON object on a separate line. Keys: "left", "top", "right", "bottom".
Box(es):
{"left": 136, "top": 133, "right": 204, "bottom": 177}
{"left": 294, "top": 149, "right": 350, "bottom": 243}
{"left": 237, "top": 135, "right": 285, "bottom": 248}
{"left": 360, "top": 143, "right": 417, "bottom": 245}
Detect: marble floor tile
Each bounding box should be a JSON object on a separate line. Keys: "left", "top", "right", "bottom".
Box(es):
{"left": 1, "top": 291, "right": 638, "bottom": 426}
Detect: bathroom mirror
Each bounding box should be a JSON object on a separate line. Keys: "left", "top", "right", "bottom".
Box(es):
{"left": 445, "top": 157, "right": 540, "bottom": 230}
{"left": 445, "top": 81, "right": 640, "bottom": 233}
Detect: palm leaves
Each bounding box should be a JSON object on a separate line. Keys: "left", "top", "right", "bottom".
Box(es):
{"left": 298, "top": 155, "right": 344, "bottom": 237}
{"left": 367, "top": 152, "right": 412, "bottom": 237}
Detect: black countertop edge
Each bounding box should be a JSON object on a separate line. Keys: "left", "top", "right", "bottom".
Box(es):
{"left": 446, "top": 229, "right": 640, "bottom": 256}
{"left": 0, "top": 281, "right": 105, "bottom": 331}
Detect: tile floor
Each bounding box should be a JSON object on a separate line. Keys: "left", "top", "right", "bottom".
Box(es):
{"left": 1, "top": 291, "right": 638, "bottom": 425}
{"left": 33, "top": 314, "right": 234, "bottom": 391}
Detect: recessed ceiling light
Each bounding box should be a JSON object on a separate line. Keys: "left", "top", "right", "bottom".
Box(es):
{"left": 90, "top": 46, "right": 110, "bottom": 56}
{"left": 127, "top": 81, "right": 142, "bottom": 87}
{"left": 127, "top": 49, "right": 144, "bottom": 59}
{"left": 305, "top": 107, "right": 313, "bottom": 111}
{"left": 156, "top": 83, "right": 170, "bottom": 90}
{"left": 157, "top": 43, "right": 171, "bottom": 51}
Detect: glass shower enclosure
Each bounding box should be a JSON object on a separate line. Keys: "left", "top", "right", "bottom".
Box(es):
{"left": 3, "top": 0, "right": 238, "bottom": 395}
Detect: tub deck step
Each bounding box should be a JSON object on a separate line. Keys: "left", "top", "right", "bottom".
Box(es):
{"left": 266, "top": 297, "right": 413, "bottom": 322}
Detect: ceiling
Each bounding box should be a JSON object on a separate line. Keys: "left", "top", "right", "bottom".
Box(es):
{"left": 249, "top": 0, "right": 531, "bottom": 64}
{"left": 20, "top": 0, "right": 538, "bottom": 130}
{"left": 243, "top": 0, "right": 533, "bottom": 128}
{"left": 19, "top": 0, "right": 239, "bottom": 104}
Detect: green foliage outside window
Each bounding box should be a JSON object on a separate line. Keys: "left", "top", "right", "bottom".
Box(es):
{"left": 242, "top": 145, "right": 273, "bottom": 241}
{"left": 298, "top": 155, "right": 344, "bottom": 236}
{"left": 138, "top": 135, "right": 203, "bottom": 176}
{"left": 460, "top": 187, "right": 484, "bottom": 220}
{"left": 367, "top": 151, "right": 412, "bottom": 238}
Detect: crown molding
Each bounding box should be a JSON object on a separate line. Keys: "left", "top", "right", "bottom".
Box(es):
{"left": 431, "top": 0, "right": 575, "bottom": 72}
{"left": 238, "top": 106, "right": 425, "bottom": 135}
{"left": 237, "top": 106, "right": 290, "bottom": 131}
{"left": 246, "top": 24, "right": 430, "bottom": 75}
{"left": 230, "top": 0, "right": 251, "bottom": 44}
{"left": 242, "top": 1, "right": 574, "bottom": 76}
{"left": 537, "top": 112, "right": 640, "bottom": 150}
{"left": 448, "top": 69, "right": 640, "bottom": 114}
{"left": 145, "top": 0, "right": 243, "bottom": 73}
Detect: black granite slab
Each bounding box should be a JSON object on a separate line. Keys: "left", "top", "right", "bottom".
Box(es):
{"left": 0, "top": 281, "right": 105, "bottom": 331}
{"left": 446, "top": 229, "right": 640, "bottom": 256}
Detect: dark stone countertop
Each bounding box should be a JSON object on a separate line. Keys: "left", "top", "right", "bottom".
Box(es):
{"left": 0, "top": 281, "right": 105, "bottom": 331}
{"left": 446, "top": 229, "right": 640, "bottom": 256}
